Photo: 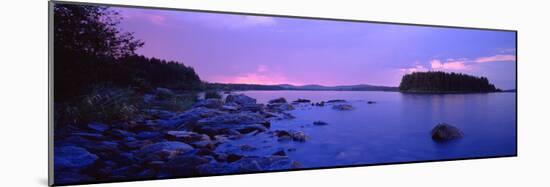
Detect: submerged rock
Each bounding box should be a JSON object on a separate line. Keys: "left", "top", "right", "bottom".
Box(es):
{"left": 326, "top": 99, "right": 346, "bottom": 103}
{"left": 197, "top": 156, "right": 302, "bottom": 175}
{"left": 313, "top": 121, "right": 328, "bottom": 126}
{"left": 431, "top": 123, "right": 464, "bottom": 141}
{"left": 367, "top": 101, "right": 376, "bottom": 104}
{"left": 332, "top": 104, "right": 354, "bottom": 111}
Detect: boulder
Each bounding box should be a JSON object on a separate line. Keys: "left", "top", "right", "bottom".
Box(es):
{"left": 367, "top": 101, "right": 376, "bottom": 104}
{"left": 225, "top": 94, "right": 257, "bottom": 105}
{"left": 87, "top": 122, "right": 109, "bottom": 132}
{"left": 136, "top": 141, "right": 194, "bottom": 162}
{"left": 431, "top": 123, "right": 464, "bottom": 141}
{"left": 165, "top": 131, "right": 210, "bottom": 143}
{"left": 197, "top": 112, "right": 268, "bottom": 126}
{"left": 54, "top": 146, "right": 98, "bottom": 170}
{"left": 274, "top": 130, "right": 307, "bottom": 142}
{"left": 193, "top": 98, "right": 223, "bottom": 109}
{"left": 160, "top": 107, "right": 225, "bottom": 129}
{"left": 332, "top": 104, "right": 354, "bottom": 111}
{"left": 292, "top": 98, "right": 311, "bottom": 103}
{"left": 268, "top": 97, "right": 287, "bottom": 104}
{"left": 266, "top": 103, "right": 294, "bottom": 112}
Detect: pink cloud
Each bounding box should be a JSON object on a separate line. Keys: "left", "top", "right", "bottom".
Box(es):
{"left": 212, "top": 65, "right": 297, "bottom": 85}
{"left": 147, "top": 14, "right": 166, "bottom": 25}
{"left": 399, "top": 65, "right": 429, "bottom": 73}
{"left": 475, "top": 54, "right": 516, "bottom": 63}
{"left": 430, "top": 59, "right": 468, "bottom": 70}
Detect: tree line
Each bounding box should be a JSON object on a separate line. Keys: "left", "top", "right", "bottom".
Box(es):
{"left": 54, "top": 4, "right": 203, "bottom": 101}
{"left": 399, "top": 71, "right": 500, "bottom": 93}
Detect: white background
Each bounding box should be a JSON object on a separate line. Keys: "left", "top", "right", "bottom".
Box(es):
{"left": 0, "top": 0, "right": 549, "bottom": 186}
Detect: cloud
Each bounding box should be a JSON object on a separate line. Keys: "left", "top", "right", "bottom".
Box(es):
{"left": 475, "top": 54, "right": 516, "bottom": 63}
{"left": 430, "top": 59, "right": 468, "bottom": 70}
{"left": 147, "top": 14, "right": 166, "bottom": 25}
{"left": 399, "top": 65, "right": 429, "bottom": 73}
{"left": 401, "top": 53, "right": 516, "bottom": 73}
{"left": 213, "top": 65, "right": 295, "bottom": 85}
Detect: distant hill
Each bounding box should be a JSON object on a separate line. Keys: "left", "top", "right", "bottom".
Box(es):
{"left": 399, "top": 71, "right": 500, "bottom": 93}
{"left": 207, "top": 83, "right": 398, "bottom": 91}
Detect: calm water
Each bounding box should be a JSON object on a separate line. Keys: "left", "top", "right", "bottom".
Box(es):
{"left": 218, "top": 91, "right": 517, "bottom": 168}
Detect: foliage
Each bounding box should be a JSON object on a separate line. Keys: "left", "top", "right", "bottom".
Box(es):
{"left": 53, "top": 4, "right": 203, "bottom": 101}
{"left": 54, "top": 85, "right": 141, "bottom": 128}
{"left": 398, "top": 71, "right": 500, "bottom": 92}
{"left": 204, "top": 91, "right": 222, "bottom": 99}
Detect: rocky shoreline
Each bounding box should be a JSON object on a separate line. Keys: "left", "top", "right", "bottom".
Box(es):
{"left": 54, "top": 89, "right": 463, "bottom": 184}
{"left": 53, "top": 90, "right": 344, "bottom": 184}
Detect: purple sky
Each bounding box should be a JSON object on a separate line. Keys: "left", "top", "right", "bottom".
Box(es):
{"left": 114, "top": 7, "right": 516, "bottom": 89}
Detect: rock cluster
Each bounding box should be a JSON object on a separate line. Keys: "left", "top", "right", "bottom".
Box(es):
{"left": 54, "top": 91, "right": 306, "bottom": 184}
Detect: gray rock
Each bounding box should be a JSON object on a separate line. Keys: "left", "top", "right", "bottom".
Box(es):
{"left": 87, "top": 122, "right": 109, "bottom": 132}
{"left": 136, "top": 141, "right": 194, "bottom": 161}
{"left": 197, "top": 112, "right": 268, "bottom": 126}
{"left": 165, "top": 131, "right": 210, "bottom": 143}
{"left": 274, "top": 130, "right": 307, "bottom": 142}
{"left": 225, "top": 94, "right": 257, "bottom": 105}
{"left": 431, "top": 123, "right": 464, "bottom": 141}
{"left": 161, "top": 107, "right": 225, "bottom": 129}
{"left": 268, "top": 97, "right": 287, "bottom": 104}
{"left": 332, "top": 104, "right": 354, "bottom": 111}
{"left": 54, "top": 146, "right": 98, "bottom": 170}
{"left": 193, "top": 98, "right": 223, "bottom": 109}
{"left": 266, "top": 103, "right": 294, "bottom": 112}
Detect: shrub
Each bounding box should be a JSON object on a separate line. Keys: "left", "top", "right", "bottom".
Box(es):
{"left": 204, "top": 91, "right": 222, "bottom": 99}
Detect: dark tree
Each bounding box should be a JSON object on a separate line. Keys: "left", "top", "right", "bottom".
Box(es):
{"left": 398, "top": 71, "right": 500, "bottom": 93}
{"left": 53, "top": 4, "right": 202, "bottom": 100}
{"left": 54, "top": 4, "right": 143, "bottom": 58}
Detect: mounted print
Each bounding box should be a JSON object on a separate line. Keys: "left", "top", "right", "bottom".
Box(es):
{"left": 49, "top": 1, "right": 517, "bottom": 186}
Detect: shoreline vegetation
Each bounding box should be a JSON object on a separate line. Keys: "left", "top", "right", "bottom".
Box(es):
{"left": 52, "top": 4, "right": 510, "bottom": 185}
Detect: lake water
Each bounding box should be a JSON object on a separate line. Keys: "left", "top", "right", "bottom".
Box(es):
{"left": 217, "top": 90, "right": 516, "bottom": 168}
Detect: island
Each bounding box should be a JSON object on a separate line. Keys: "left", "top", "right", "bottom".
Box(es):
{"left": 398, "top": 71, "right": 501, "bottom": 93}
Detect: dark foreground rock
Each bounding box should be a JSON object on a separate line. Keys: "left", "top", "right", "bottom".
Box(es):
{"left": 54, "top": 146, "right": 99, "bottom": 170}
{"left": 54, "top": 92, "right": 305, "bottom": 183}
{"left": 431, "top": 123, "right": 464, "bottom": 141}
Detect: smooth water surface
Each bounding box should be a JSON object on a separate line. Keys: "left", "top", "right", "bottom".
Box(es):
{"left": 219, "top": 91, "right": 516, "bottom": 168}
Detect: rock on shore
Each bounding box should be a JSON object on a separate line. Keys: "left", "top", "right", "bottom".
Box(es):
{"left": 54, "top": 91, "right": 305, "bottom": 184}
{"left": 431, "top": 123, "right": 464, "bottom": 141}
